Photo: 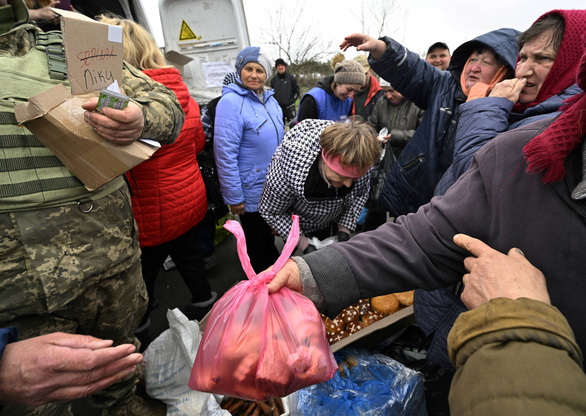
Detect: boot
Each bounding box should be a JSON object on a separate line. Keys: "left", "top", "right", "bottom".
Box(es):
{"left": 184, "top": 291, "right": 218, "bottom": 321}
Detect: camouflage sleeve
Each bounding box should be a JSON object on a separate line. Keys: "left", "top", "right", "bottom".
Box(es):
{"left": 122, "top": 62, "right": 185, "bottom": 145}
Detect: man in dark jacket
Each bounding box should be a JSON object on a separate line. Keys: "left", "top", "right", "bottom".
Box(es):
{"left": 268, "top": 114, "right": 586, "bottom": 410}
{"left": 270, "top": 58, "right": 300, "bottom": 125}
{"left": 425, "top": 42, "right": 451, "bottom": 71}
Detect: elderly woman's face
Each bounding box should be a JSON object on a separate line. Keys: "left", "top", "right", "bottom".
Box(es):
{"left": 464, "top": 49, "right": 500, "bottom": 89}
{"left": 240, "top": 62, "right": 266, "bottom": 93}
{"left": 515, "top": 30, "right": 557, "bottom": 105}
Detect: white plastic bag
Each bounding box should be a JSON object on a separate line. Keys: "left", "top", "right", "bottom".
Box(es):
{"left": 307, "top": 235, "right": 338, "bottom": 250}
{"left": 144, "top": 308, "right": 210, "bottom": 415}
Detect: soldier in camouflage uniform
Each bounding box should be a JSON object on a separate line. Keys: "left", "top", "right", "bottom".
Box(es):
{"left": 0, "top": 0, "right": 184, "bottom": 415}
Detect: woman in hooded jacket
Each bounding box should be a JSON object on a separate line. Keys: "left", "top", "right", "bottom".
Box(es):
{"left": 341, "top": 28, "right": 520, "bottom": 219}
{"left": 414, "top": 8, "right": 586, "bottom": 375}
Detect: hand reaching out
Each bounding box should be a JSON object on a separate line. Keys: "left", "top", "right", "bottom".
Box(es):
{"left": 340, "top": 33, "right": 387, "bottom": 60}
{"left": 27, "top": 1, "right": 61, "bottom": 21}
{"left": 453, "top": 233, "right": 550, "bottom": 309}
{"left": 0, "top": 332, "right": 142, "bottom": 405}
{"left": 82, "top": 97, "right": 145, "bottom": 145}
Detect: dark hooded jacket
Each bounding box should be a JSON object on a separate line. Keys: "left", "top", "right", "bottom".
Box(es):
{"left": 417, "top": 9, "right": 586, "bottom": 370}
{"left": 374, "top": 28, "right": 520, "bottom": 217}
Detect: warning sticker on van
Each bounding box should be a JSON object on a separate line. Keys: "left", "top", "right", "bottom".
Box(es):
{"left": 179, "top": 20, "right": 201, "bottom": 41}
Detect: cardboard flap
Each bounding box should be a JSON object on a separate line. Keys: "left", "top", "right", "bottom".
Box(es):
{"left": 14, "top": 83, "right": 71, "bottom": 123}
{"left": 165, "top": 50, "right": 193, "bottom": 66}
{"left": 55, "top": 8, "right": 124, "bottom": 94}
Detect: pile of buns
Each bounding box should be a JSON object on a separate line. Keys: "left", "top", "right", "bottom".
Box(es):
{"left": 322, "top": 290, "right": 414, "bottom": 345}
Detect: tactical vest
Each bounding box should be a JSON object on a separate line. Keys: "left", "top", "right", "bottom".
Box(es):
{"left": 0, "top": 24, "right": 121, "bottom": 213}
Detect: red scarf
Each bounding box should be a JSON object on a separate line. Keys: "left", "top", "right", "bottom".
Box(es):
{"left": 513, "top": 10, "right": 586, "bottom": 113}
{"left": 523, "top": 35, "right": 586, "bottom": 184}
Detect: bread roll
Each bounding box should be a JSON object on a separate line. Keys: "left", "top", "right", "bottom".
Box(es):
{"left": 362, "top": 310, "right": 384, "bottom": 326}
{"left": 324, "top": 317, "right": 345, "bottom": 333}
{"left": 370, "top": 293, "right": 400, "bottom": 315}
{"left": 353, "top": 299, "right": 371, "bottom": 316}
{"left": 339, "top": 306, "right": 359, "bottom": 324}
{"left": 395, "top": 290, "right": 414, "bottom": 306}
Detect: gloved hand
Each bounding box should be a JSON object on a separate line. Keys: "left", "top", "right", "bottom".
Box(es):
{"left": 338, "top": 231, "right": 350, "bottom": 242}
{"left": 303, "top": 244, "right": 318, "bottom": 254}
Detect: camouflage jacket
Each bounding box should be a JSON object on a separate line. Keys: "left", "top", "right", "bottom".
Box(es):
{"left": 0, "top": 15, "right": 184, "bottom": 211}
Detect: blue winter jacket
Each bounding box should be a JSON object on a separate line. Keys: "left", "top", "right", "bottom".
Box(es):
{"left": 435, "top": 84, "right": 583, "bottom": 195}
{"left": 375, "top": 28, "right": 520, "bottom": 217}
{"left": 214, "top": 82, "right": 284, "bottom": 213}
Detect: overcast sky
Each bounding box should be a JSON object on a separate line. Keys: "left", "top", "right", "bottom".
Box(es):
{"left": 242, "top": 0, "right": 585, "bottom": 59}
{"left": 142, "top": 0, "right": 584, "bottom": 59}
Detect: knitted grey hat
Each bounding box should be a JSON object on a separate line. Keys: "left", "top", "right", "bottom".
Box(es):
{"left": 334, "top": 60, "right": 366, "bottom": 86}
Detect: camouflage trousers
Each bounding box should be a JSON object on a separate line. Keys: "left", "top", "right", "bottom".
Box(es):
{"left": 0, "top": 186, "right": 148, "bottom": 416}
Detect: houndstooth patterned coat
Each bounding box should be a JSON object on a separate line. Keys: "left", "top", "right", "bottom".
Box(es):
{"left": 259, "top": 119, "right": 370, "bottom": 240}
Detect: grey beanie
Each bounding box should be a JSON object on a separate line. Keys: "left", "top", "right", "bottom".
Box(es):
{"left": 334, "top": 60, "right": 366, "bottom": 86}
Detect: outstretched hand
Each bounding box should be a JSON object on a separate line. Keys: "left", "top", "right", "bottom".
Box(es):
{"left": 0, "top": 332, "right": 142, "bottom": 405}
{"left": 453, "top": 234, "right": 550, "bottom": 309}
{"left": 82, "top": 97, "right": 144, "bottom": 145}
{"left": 340, "top": 33, "right": 387, "bottom": 60}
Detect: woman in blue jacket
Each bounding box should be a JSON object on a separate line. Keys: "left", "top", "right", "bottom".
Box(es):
{"left": 341, "top": 28, "right": 520, "bottom": 218}
{"left": 297, "top": 59, "right": 366, "bottom": 122}
{"left": 214, "top": 46, "right": 285, "bottom": 273}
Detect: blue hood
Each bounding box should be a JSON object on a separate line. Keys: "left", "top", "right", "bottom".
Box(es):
{"left": 449, "top": 28, "right": 520, "bottom": 77}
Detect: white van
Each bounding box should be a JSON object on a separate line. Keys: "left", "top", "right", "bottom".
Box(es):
{"left": 133, "top": 0, "right": 250, "bottom": 104}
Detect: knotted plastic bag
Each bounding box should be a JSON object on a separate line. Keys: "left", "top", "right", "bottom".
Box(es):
{"left": 189, "top": 215, "right": 337, "bottom": 401}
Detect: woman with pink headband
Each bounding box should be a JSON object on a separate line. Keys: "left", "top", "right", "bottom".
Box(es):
{"left": 259, "top": 118, "right": 381, "bottom": 254}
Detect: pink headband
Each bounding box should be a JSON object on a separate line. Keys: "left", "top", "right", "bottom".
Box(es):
{"left": 322, "top": 149, "right": 370, "bottom": 179}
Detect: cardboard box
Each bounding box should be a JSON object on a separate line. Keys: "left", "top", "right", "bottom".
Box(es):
{"left": 15, "top": 84, "right": 158, "bottom": 191}
{"left": 330, "top": 305, "right": 414, "bottom": 353}
{"left": 55, "top": 8, "right": 124, "bottom": 94}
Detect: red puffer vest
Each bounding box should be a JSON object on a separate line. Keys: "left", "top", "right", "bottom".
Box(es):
{"left": 127, "top": 67, "right": 207, "bottom": 247}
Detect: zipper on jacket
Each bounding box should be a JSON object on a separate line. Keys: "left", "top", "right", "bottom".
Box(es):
{"left": 261, "top": 100, "right": 283, "bottom": 145}
{"left": 256, "top": 119, "right": 267, "bottom": 135}
{"left": 400, "top": 155, "right": 424, "bottom": 172}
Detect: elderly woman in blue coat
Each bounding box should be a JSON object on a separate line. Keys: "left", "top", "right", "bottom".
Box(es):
{"left": 214, "top": 46, "right": 285, "bottom": 272}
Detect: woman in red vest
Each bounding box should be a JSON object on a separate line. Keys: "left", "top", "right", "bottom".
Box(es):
{"left": 98, "top": 16, "right": 216, "bottom": 344}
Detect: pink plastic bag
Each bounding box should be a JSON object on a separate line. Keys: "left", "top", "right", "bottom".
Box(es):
{"left": 189, "top": 215, "right": 337, "bottom": 400}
